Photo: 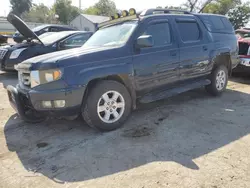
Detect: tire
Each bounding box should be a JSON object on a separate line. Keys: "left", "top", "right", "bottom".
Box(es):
{"left": 82, "top": 80, "right": 132, "bottom": 131}
{"left": 205, "top": 65, "right": 228, "bottom": 96}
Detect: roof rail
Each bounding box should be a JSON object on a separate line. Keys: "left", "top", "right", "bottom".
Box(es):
{"left": 140, "top": 9, "right": 191, "bottom": 16}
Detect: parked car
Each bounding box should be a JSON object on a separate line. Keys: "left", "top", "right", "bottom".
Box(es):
{"left": 233, "top": 29, "right": 250, "bottom": 73}
{"left": 7, "top": 9, "right": 238, "bottom": 131}
{"left": 12, "top": 23, "right": 76, "bottom": 43}
{"left": 0, "top": 13, "right": 92, "bottom": 71}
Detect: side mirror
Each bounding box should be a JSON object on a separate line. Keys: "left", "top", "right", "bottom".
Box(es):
{"left": 136, "top": 35, "right": 154, "bottom": 48}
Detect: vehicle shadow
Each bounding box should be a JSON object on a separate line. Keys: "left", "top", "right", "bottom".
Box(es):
{"left": 0, "top": 71, "right": 18, "bottom": 88}
{"left": 3, "top": 84, "right": 250, "bottom": 183}
{"left": 230, "top": 73, "right": 250, "bottom": 85}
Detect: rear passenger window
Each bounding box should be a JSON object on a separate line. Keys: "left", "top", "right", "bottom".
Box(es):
{"left": 197, "top": 15, "right": 234, "bottom": 34}
{"left": 177, "top": 22, "right": 200, "bottom": 42}
{"left": 143, "top": 23, "right": 171, "bottom": 47}
{"left": 210, "top": 17, "right": 225, "bottom": 30}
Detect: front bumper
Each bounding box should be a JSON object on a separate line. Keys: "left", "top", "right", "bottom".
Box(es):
{"left": 233, "top": 58, "right": 250, "bottom": 73}
{"left": 7, "top": 84, "right": 86, "bottom": 121}
{"left": 7, "top": 85, "right": 34, "bottom": 122}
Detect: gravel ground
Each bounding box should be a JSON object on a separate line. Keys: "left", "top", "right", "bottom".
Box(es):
{"left": 0, "top": 71, "right": 250, "bottom": 188}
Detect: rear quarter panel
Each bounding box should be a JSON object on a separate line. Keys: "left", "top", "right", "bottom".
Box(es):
{"left": 209, "top": 32, "right": 239, "bottom": 69}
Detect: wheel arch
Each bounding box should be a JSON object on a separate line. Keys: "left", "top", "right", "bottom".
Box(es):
{"left": 80, "top": 65, "right": 136, "bottom": 110}
{"left": 211, "top": 49, "right": 233, "bottom": 75}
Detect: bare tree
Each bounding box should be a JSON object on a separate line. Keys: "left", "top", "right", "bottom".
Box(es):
{"left": 184, "top": 0, "right": 199, "bottom": 12}
{"left": 199, "top": 0, "right": 214, "bottom": 13}
{"left": 183, "top": 0, "right": 217, "bottom": 12}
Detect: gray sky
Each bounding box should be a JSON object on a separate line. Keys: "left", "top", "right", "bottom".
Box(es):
{"left": 1, "top": 0, "right": 186, "bottom": 17}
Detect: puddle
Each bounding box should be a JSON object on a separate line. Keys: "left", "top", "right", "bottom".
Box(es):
{"left": 122, "top": 127, "right": 152, "bottom": 138}
{"left": 36, "top": 142, "right": 49, "bottom": 148}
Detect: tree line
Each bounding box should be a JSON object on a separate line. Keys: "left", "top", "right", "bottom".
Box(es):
{"left": 9, "top": 0, "right": 117, "bottom": 25}
{"left": 9, "top": 0, "right": 250, "bottom": 29}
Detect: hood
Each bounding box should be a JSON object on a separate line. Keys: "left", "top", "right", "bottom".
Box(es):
{"left": 7, "top": 13, "right": 43, "bottom": 45}
{"left": 19, "top": 46, "right": 125, "bottom": 70}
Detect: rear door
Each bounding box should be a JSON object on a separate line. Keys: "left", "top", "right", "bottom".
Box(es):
{"left": 133, "top": 19, "right": 180, "bottom": 92}
{"left": 174, "top": 17, "right": 211, "bottom": 81}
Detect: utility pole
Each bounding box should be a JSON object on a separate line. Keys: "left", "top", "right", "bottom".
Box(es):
{"left": 79, "top": 0, "right": 81, "bottom": 10}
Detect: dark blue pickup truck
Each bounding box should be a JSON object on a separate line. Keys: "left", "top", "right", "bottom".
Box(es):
{"left": 7, "top": 9, "right": 239, "bottom": 131}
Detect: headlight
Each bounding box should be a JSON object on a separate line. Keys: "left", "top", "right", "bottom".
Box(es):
{"left": 9, "top": 48, "right": 27, "bottom": 59}
{"left": 30, "top": 69, "right": 63, "bottom": 88}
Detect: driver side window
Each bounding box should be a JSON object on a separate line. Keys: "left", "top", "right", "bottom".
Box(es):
{"left": 143, "top": 23, "right": 171, "bottom": 47}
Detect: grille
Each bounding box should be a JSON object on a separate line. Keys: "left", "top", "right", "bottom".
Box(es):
{"left": 19, "top": 70, "right": 31, "bottom": 86}
{"left": 0, "top": 49, "right": 7, "bottom": 59}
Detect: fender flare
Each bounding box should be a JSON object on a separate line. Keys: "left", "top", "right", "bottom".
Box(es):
{"left": 79, "top": 63, "right": 137, "bottom": 109}
{"left": 210, "top": 47, "right": 232, "bottom": 71}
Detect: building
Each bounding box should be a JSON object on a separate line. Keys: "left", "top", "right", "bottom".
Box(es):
{"left": 70, "top": 14, "right": 109, "bottom": 32}
{"left": 0, "top": 18, "right": 47, "bottom": 34}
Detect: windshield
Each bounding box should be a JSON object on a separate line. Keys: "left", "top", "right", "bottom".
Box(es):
{"left": 83, "top": 21, "right": 137, "bottom": 47}
{"left": 39, "top": 32, "right": 72, "bottom": 45}
{"left": 38, "top": 32, "right": 55, "bottom": 39}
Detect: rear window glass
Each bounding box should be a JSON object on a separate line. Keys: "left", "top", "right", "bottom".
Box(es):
{"left": 176, "top": 22, "right": 200, "bottom": 42}
{"left": 197, "top": 15, "right": 234, "bottom": 34}
{"left": 210, "top": 17, "right": 224, "bottom": 30}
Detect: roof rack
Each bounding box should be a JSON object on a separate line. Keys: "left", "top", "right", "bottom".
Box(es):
{"left": 97, "top": 14, "right": 138, "bottom": 28}
{"left": 140, "top": 9, "right": 191, "bottom": 16}
{"left": 97, "top": 8, "right": 191, "bottom": 28}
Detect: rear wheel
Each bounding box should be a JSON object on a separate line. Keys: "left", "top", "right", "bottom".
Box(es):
{"left": 205, "top": 65, "right": 228, "bottom": 96}
{"left": 82, "top": 80, "right": 132, "bottom": 131}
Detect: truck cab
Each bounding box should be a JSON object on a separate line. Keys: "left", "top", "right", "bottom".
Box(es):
{"left": 7, "top": 9, "right": 238, "bottom": 131}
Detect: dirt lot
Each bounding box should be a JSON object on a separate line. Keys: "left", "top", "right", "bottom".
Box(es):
{"left": 0, "top": 71, "right": 250, "bottom": 188}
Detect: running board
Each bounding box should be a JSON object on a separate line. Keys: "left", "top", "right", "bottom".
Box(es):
{"left": 139, "top": 79, "right": 211, "bottom": 103}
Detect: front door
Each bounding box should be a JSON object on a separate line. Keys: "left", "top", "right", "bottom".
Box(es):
{"left": 133, "top": 19, "right": 180, "bottom": 93}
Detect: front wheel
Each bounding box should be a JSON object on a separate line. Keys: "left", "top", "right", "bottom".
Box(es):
{"left": 82, "top": 80, "right": 132, "bottom": 131}
{"left": 205, "top": 65, "right": 228, "bottom": 96}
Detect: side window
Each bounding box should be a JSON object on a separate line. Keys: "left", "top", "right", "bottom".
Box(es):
{"left": 176, "top": 22, "right": 200, "bottom": 42}
{"left": 50, "top": 27, "right": 59, "bottom": 32}
{"left": 64, "top": 34, "right": 90, "bottom": 46}
{"left": 43, "top": 27, "right": 49, "bottom": 32}
{"left": 36, "top": 27, "right": 48, "bottom": 35}
{"left": 143, "top": 22, "right": 171, "bottom": 47}
{"left": 210, "top": 17, "right": 225, "bottom": 30}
